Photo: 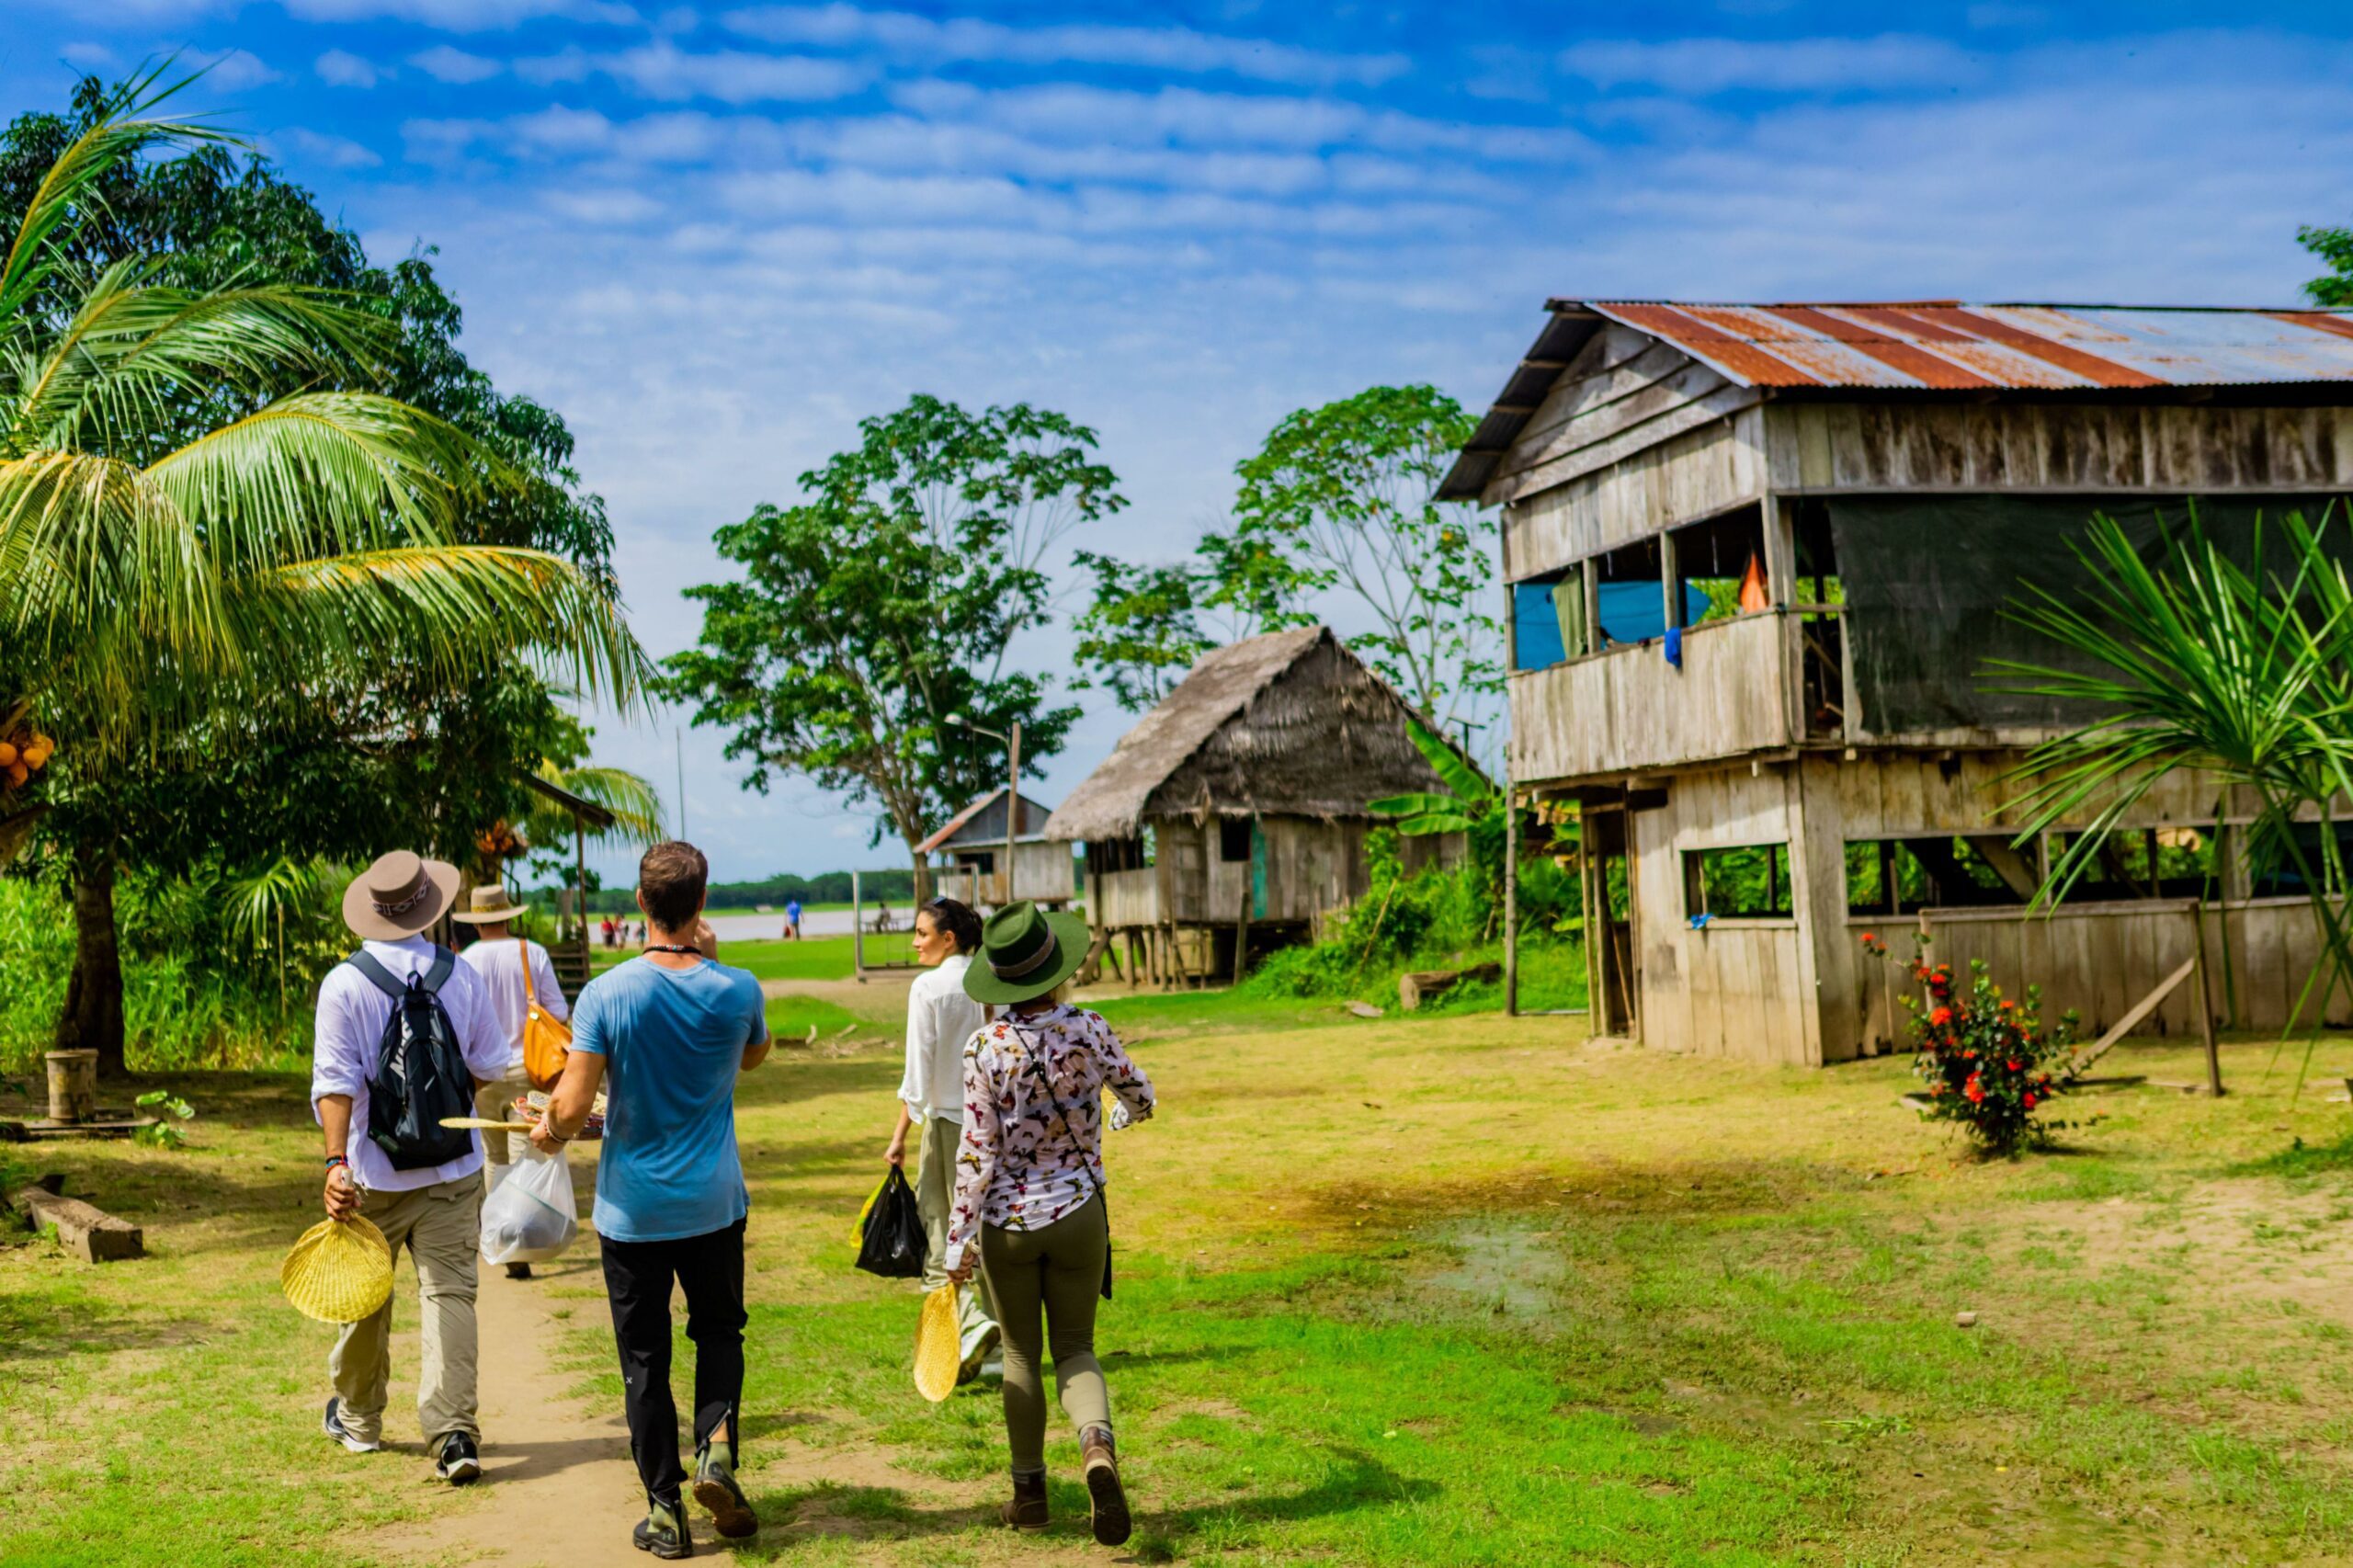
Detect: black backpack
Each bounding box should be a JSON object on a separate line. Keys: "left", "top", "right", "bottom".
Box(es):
{"left": 348, "top": 947, "right": 476, "bottom": 1171}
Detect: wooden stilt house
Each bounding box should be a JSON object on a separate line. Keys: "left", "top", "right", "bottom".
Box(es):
{"left": 1045, "top": 626, "right": 1462, "bottom": 986}
{"left": 1445, "top": 300, "right": 2353, "bottom": 1064}
{"left": 917, "top": 787, "right": 1077, "bottom": 908}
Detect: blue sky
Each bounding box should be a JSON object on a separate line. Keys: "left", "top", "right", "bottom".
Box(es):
{"left": 7, "top": 1, "right": 2353, "bottom": 884}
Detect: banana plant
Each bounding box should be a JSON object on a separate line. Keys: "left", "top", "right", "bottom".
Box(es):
{"left": 1369, "top": 717, "right": 1495, "bottom": 834}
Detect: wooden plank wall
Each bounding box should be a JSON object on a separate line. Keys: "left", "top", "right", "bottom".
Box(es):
{"left": 1797, "top": 752, "right": 2342, "bottom": 1059}
{"left": 1510, "top": 609, "right": 1793, "bottom": 786}
{"left": 1096, "top": 868, "right": 1160, "bottom": 928}
{"left": 1764, "top": 401, "right": 2353, "bottom": 494}
{"left": 1503, "top": 407, "right": 1768, "bottom": 579}
{"left": 1011, "top": 841, "right": 1077, "bottom": 903}
{"left": 1629, "top": 763, "right": 1818, "bottom": 1065}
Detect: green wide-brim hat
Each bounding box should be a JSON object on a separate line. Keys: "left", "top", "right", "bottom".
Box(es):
{"left": 962, "top": 903, "right": 1091, "bottom": 1006}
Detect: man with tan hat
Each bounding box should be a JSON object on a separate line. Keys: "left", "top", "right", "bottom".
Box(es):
{"left": 452, "top": 884, "right": 571, "bottom": 1279}
{"left": 311, "top": 849, "right": 509, "bottom": 1483}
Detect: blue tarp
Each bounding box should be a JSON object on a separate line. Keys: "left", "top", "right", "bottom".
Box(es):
{"left": 1515, "top": 579, "right": 1711, "bottom": 670}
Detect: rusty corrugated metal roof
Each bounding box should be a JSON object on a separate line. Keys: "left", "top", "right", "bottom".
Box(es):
{"left": 1439, "top": 300, "right": 2353, "bottom": 501}
{"left": 1582, "top": 301, "right": 2353, "bottom": 391}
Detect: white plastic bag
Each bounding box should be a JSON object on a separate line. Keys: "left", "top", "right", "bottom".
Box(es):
{"left": 479, "top": 1147, "right": 578, "bottom": 1265}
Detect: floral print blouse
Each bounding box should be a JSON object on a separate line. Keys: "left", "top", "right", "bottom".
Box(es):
{"left": 943, "top": 1003, "right": 1155, "bottom": 1271}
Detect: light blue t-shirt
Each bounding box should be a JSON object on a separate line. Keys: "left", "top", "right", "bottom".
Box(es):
{"left": 571, "top": 955, "right": 768, "bottom": 1244}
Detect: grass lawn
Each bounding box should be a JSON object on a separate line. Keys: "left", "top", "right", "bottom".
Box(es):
{"left": 11, "top": 1007, "right": 2353, "bottom": 1563}
{"left": 591, "top": 934, "right": 861, "bottom": 984}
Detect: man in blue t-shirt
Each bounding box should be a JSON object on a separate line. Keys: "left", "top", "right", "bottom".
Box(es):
{"left": 531, "top": 840, "right": 770, "bottom": 1559}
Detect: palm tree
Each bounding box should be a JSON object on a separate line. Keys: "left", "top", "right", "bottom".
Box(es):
{"left": 1998, "top": 506, "right": 2353, "bottom": 1060}
{"left": 0, "top": 72, "right": 649, "bottom": 1072}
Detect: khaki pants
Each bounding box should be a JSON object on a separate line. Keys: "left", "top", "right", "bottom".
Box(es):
{"left": 330, "top": 1170, "right": 483, "bottom": 1446}
{"left": 915, "top": 1113, "right": 998, "bottom": 1361}
{"left": 474, "top": 1062, "right": 531, "bottom": 1166}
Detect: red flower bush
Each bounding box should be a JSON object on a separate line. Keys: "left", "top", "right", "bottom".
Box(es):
{"left": 1862, "top": 936, "right": 2081, "bottom": 1155}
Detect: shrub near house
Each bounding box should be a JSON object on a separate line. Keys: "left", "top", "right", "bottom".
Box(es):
{"left": 1864, "top": 935, "right": 2081, "bottom": 1154}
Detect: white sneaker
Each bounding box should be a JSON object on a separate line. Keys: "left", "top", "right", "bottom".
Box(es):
{"left": 323, "top": 1397, "right": 381, "bottom": 1454}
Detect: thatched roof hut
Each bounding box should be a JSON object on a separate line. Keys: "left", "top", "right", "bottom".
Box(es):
{"left": 1049, "top": 626, "right": 1461, "bottom": 986}
{"left": 1045, "top": 625, "right": 1446, "bottom": 842}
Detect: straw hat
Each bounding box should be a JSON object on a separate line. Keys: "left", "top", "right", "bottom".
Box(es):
{"left": 449, "top": 884, "right": 529, "bottom": 925}
{"left": 342, "top": 850, "right": 460, "bottom": 941}
{"left": 282, "top": 1215, "right": 394, "bottom": 1324}
{"left": 913, "top": 1285, "right": 962, "bottom": 1403}
{"left": 961, "top": 902, "right": 1091, "bottom": 1006}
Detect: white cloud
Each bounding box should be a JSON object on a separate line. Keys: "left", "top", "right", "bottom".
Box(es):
{"left": 720, "top": 4, "right": 1410, "bottom": 88}
{"left": 60, "top": 41, "right": 118, "bottom": 70}
{"left": 515, "top": 41, "right": 871, "bottom": 101}
{"left": 543, "top": 187, "right": 667, "bottom": 222}
{"left": 282, "top": 0, "right": 642, "bottom": 27}
{"left": 1560, "top": 34, "right": 1980, "bottom": 94}
{"left": 268, "top": 127, "right": 383, "bottom": 168}
{"left": 186, "top": 46, "right": 280, "bottom": 91}
{"left": 315, "top": 49, "right": 381, "bottom": 87}
{"left": 411, "top": 45, "right": 506, "bottom": 84}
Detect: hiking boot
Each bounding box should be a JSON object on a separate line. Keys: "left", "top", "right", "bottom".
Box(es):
{"left": 691, "top": 1440, "right": 757, "bottom": 1539}
{"left": 506, "top": 1261, "right": 532, "bottom": 1280}
{"left": 1082, "top": 1426, "right": 1131, "bottom": 1547}
{"left": 321, "top": 1397, "right": 379, "bottom": 1455}
{"left": 1000, "top": 1470, "right": 1049, "bottom": 1532}
{"left": 958, "top": 1323, "right": 1001, "bottom": 1385}
{"left": 633, "top": 1497, "right": 692, "bottom": 1559}
{"left": 434, "top": 1430, "right": 481, "bottom": 1485}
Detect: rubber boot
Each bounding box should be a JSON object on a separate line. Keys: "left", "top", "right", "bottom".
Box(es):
{"left": 1000, "top": 1469, "right": 1049, "bottom": 1531}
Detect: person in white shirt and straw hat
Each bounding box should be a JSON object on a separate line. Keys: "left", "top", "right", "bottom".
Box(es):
{"left": 310, "top": 850, "right": 511, "bottom": 1483}
{"left": 452, "top": 884, "right": 571, "bottom": 1279}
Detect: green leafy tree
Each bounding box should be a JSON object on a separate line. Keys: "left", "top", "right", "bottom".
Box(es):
{"left": 2299, "top": 222, "right": 2353, "bottom": 307}
{"left": 665, "top": 395, "right": 1121, "bottom": 890}
{"left": 1068, "top": 551, "right": 1211, "bottom": 713}
{"left": 1232, "top": 384, "right": 1498, "bottom": 729}
{"left": 0, "top": 73, "right": 645, "bottom": 1074}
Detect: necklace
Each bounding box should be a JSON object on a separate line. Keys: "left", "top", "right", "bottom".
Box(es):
{"left": 645, "top": 943, "right": 702, "bottom": 957}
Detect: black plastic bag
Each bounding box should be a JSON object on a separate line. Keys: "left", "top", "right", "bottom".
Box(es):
{"left": 855, "top": 1166, "right": 926, "bottom": 1278}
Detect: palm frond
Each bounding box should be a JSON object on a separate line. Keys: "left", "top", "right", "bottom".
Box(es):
{"left": 1370, "top": 790, "right": 1462, "bottom": 819}
{"left": 536, "top": 762, "right": 665, "bottom": 845}
{"left": 0, "top": 64, "right": 233, "bottom": 325}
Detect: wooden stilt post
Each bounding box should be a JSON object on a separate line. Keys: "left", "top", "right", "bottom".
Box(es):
{"left": 1233, "top": 870, "right": 1252, "bottom": 988}
{"left": 2193, "top": 900, "right": 2223, "bottom": 1096}
{"left": 1504, "top": 783, "right": 1519, "bottom": 1018}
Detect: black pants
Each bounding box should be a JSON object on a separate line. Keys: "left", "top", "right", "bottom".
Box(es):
{"left": 600, "top": 1218, "right": 747, "bottom": 1507}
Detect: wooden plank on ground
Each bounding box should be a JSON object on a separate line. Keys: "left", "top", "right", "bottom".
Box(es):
{"left": 13, "top": 1187, "right": 143, "bottom": 1263}
{"left": 2070, "top": 955, "right": 2198, "bottom": 1075}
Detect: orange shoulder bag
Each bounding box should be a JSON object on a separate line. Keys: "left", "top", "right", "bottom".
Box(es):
{"left": 520, "top": 937, "right": 574, "bottom": 1091}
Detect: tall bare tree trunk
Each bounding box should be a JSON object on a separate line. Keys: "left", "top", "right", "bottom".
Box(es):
{"left": 55, "top": 844, "right": 127, "bottom": 1079}
{"left": 908, "top": 844, "right": 933, "bottom": 905}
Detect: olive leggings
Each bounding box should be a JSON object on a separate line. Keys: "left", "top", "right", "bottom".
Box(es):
{"left": 978, "top": 1193, "right": 1110, "bottom": 1474}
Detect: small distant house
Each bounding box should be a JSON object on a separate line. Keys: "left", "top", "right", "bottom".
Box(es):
{"left": 918, "top": 786, "right": 1076, "bottom": 909}
{"left": 1443, "top": 297, "right": 2353, "bottom": 1064}
{"left": 1045, "top": 625, "right": 1462, "bottom": 985}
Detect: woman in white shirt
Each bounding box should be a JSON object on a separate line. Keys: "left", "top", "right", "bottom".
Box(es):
{"left": 884, "top": 896, "right": 997, "bottom": 1382}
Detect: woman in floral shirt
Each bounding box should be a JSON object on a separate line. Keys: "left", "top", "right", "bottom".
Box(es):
{"left": 946, "top": 903, "right": 1154, "bottom": 1546}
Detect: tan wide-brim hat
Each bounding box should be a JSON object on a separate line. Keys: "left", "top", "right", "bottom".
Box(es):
{"left": 342, "top": 850, "right": 460, "bottom": 941}
{"left": 282, "top": 1214, "right": 393, "bottom": 1324}
{"left": 449, "top": 884, "right": 529, "bottom": 925}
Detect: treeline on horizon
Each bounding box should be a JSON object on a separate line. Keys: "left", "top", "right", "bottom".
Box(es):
{"left": 535, "top": 869, "right": 922, "bottom": 915}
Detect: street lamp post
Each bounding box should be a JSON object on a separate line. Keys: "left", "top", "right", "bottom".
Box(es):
{"left": 946, "top": 712, "right": 1021, "bottom": 908}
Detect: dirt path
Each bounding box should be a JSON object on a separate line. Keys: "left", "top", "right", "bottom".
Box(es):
{"left": 380, "top": 1255, "right": 653, "bottom": 1568}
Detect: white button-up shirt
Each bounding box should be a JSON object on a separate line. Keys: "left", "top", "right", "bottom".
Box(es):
{"left": 311, "top": 936, "right": 507, "bottom": 1192}
{"left": 456, "top": 935, "right": 570, "bottom": 1069}
{"left": 899, "top": 952, "right": 986, "bottom": 1125}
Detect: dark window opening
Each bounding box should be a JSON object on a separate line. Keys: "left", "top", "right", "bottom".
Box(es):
{"left": 1792, "top": 499, "right": 1843, "bottom": 608}
{"left": 1793, "top": 500, "right": 1846, "bottom": 736}
{"left": 2243, "top": 822, "right": 2353, "bottom": 900}
{"left": 1671, "top": 504, "right": 1770, "bottom": 629}
{"left": 1511, "top": 569, "right": 1586, "bottom": 671}
{"left": 1685, "top": 843, "right": 1791, "bottom": 919}
{"left": 1219, "top": 817, "right": 1253, "bottom": 862}
{"left": 1846, "top": 835, "right": 2040, "bottom": 915}
{"left": 1086, "top": 836, "right": 1150, "bottom": 874}
{"left": 964, "top": 850, "right": 997, "bottom": 875}
{"left": 2047, "top": 825, "right": 2219, "bottom": 902}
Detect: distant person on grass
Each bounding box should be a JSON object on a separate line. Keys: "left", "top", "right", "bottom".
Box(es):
{"left": 312, "top": 850, "right": 508, "bottom": 1485}
{"left": 451, "top": 884, "right": 571, "bottom": 1281}
{"left": 946, "top": 902, "right": 1155, "bottom": 1546}
{"left": 884, "top": 896, "right": 999, "bottom": 1388}
{"left": 531, "top": 841, "right": 770, "bottom": 1559}
{"left": 783, "top": 896, "right": 802, "bottom": 939}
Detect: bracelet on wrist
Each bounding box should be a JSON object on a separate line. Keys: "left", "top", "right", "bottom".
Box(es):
{"left": 324, "top": 1153, "right": 348, "bottom": 1170}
